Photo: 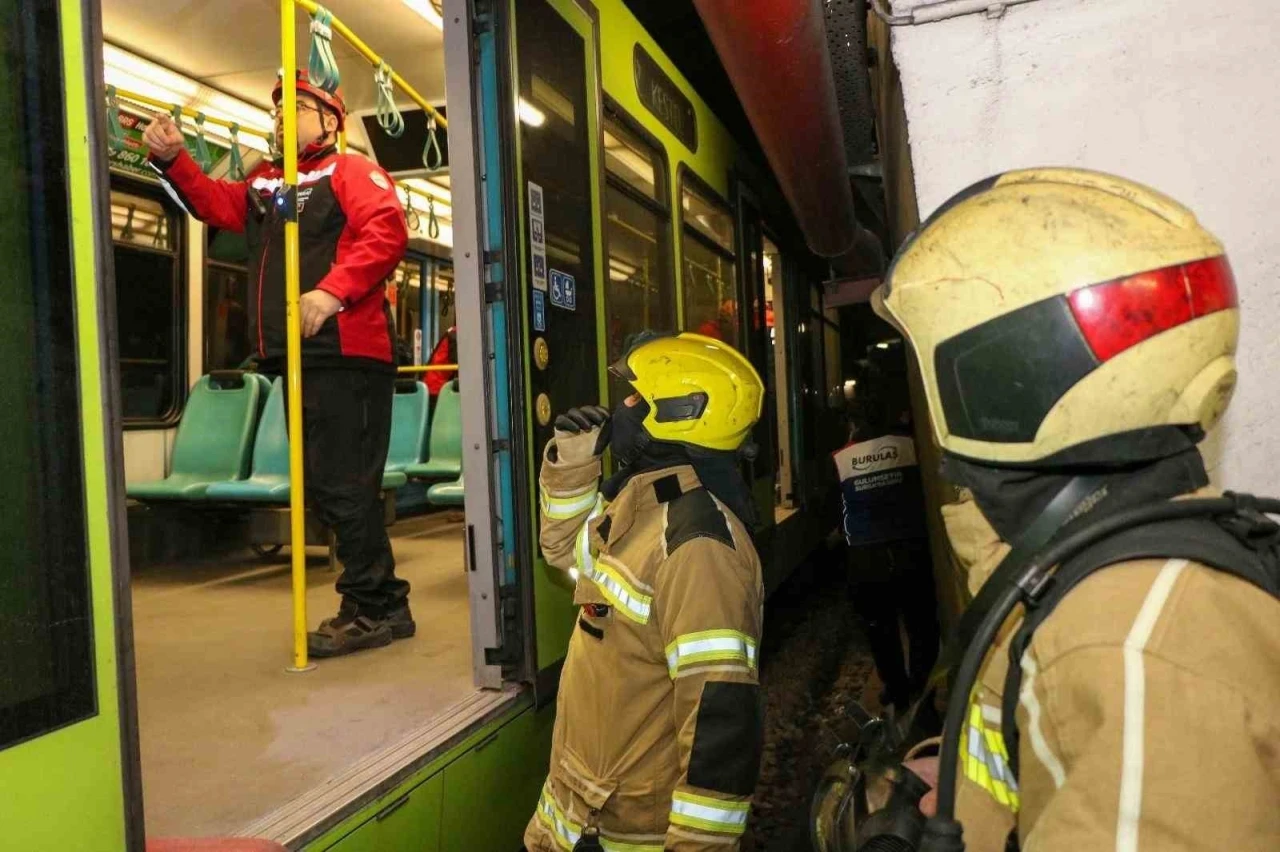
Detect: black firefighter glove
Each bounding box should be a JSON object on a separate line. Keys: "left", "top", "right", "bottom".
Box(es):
{"left": 552, "top": 405, "right": 612, "bottom": 464}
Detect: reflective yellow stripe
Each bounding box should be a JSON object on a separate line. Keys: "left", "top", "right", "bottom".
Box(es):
{"left": 664, "top": 629, "right": 758, "bottom": 678}
{"left": 963, "top": 701, "right": 1020, "bottom": 811}
{"left": 573, "top": 495, "right": 606, "bottom": 576}
{"left": 669, "top": 790, "right": 750, "bottom": 835}
{"left": 585, "top": 556, "right": 653, "bottom": 624}
{"left": 536, "top": 784, "right": 664, "bottom": 851}
{"left": 541, "top": 484, "right": 599, "bottom": 520}
{"left": 567, "top": 497, "right": 651, "bottom": 623}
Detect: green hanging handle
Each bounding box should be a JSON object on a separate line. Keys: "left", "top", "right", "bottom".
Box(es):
{"left": 404, "top": 192, "right": 421, "bottom": 232}
{"left": 375, "top": 62, "right": 405, "bottom": 138}
{"left": 308, "top": 6, "right": 341, "bottom": 92}
{"left": 227, "top": 123, "right": 247, "bottom": 181}
{"left": 423, "top": 114, "right": 444, "bottom": 171}
{"left": 427, "top": 196, "right": 440, "bottom": 240}
{"left": 105, "top": 85, "right": 127, "bottom": 151}
{"left": 193, "top": 113, "right": 214, "bottom": 173}
{"left": 152, "top": 213, "right": 168, "bottom": 248}
{"left": 121, "top": 203, "right": 137, "bottom": 242}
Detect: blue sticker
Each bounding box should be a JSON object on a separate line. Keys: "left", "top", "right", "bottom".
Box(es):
{"left": 532, "top": 290, "right": 547, "bottom": 332}
{"left": 549, "top": 269, "right": 577, "bottom": 311}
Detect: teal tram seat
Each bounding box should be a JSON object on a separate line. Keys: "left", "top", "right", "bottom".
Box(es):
{"left": 386, "top": 379, "right": 430, "bottom": 474}
{"left": 426, "top": 472, "right": 464, "bottom": 507}
{"left": 127, "top": 371, "right": 268, "bottom": 501}
{"left": 406, "top": 378, "right": 462, "bottom": 481}
{"left": 206, "top": 377, "right": 406, "bottom": 503}
{"left": 205, "top": 377, "right": 289, "bottom": 503}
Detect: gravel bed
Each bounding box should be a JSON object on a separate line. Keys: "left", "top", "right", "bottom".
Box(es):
{"left": 744, "top": 547, "right": 880, "bottom": 851}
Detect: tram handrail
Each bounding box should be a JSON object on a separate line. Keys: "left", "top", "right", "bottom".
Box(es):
{"left": 112, "top": 86, "right": 275, "bottom": 139}
{"left": 291, "top": 0, "right": 448, "bottom": 130}
{"left": 397, "top": 363, "right": 459, "bottom": 374}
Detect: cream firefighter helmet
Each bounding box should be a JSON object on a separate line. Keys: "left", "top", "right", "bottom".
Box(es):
{"left": 872, "top": 168, "right": 1238, "bottom": 465}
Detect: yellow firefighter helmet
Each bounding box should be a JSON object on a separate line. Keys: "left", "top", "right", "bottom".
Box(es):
{"left": 609, "top": 332, "right": 764, "bottom": 452}
{"left": 872, "top": 167, "right": 1238, "bottom": 465}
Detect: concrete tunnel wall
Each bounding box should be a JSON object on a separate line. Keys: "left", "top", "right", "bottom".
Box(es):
{"left": 884, "top": 0, "right": 1280, "bottom": 494}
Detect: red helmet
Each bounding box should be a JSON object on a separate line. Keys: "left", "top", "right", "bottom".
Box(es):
{"left": 272, "top": 69, "right": 346, "bottom": 131}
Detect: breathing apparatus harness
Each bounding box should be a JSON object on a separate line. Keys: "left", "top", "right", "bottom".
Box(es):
{"left": 824, "top": 481, "right": 1280, "bottom": 852}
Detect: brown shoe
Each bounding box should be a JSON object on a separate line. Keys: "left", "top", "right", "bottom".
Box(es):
{"left": 307, "top": 614, "right": 392, "bottom": 657}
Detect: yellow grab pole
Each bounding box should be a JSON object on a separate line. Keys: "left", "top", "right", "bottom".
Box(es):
{"left": 282, "top": 0, "right": 313, "bottom": 673}
{"left": 293, "top": 0, "right": 447, "bottom": 129}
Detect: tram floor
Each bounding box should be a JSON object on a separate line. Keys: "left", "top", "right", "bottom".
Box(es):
{"left": 130, "top": 511, "right": 474, "bottom": 839}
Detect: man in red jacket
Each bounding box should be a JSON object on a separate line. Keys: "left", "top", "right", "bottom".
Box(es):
{"left": 143, "top": 72, "right": 413, "bottom": 657}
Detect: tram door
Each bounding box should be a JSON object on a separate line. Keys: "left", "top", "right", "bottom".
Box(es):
{"left": 737, "top": 194, "right": 778, "bottom": 530}
{"left": 511, "top": 0, "right": 605, "bottom": 677}
{"left": 1, "top": 1, "right": 138, "bottom": 849}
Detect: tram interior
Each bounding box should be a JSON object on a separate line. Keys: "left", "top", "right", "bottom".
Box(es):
{"left": 102, "top": 1, "right": 477, "bottom": 838}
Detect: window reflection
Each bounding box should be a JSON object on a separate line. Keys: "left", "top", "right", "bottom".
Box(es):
{"left": 603, "top": 112, "right": 673, "bottom": 406}
{"left": 205, "top": 227, "right": 250, "bottom": 372}
{"left": 681, "top": 181, "right": 734, "bottom": 254}
{"left": 111, "top": 186, "right": 184, "bottom": 423}
{"left": 603, "top": 122, "right": 661, "bottom": 201}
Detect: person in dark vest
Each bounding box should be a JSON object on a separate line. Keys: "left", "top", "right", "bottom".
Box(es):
{"left": 143, "top": 71, "right": 412, "bottom": 657}
{"left": 834, "top": 344, "right": 940, "bottom": 718}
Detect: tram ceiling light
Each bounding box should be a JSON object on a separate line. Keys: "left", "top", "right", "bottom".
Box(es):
{"left": 518, "top": 98, "right": 546, "bottom": 128}
{"left": 402, "top": 0, "right": 445, "bottom": 30}
{"left": 876, "top": 342, "right": 890, "bottom": 349}
{"left": 104, "top": 43, "right": 274, "bottom": 136}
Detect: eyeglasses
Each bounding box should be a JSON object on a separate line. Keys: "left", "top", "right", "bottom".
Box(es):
{"left": 271, "top": 101, "right": 325, "bottom": 121}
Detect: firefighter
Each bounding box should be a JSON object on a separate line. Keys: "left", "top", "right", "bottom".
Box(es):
{"left": 870, "top": 168, "right": 1280, "bottom": 849}
{"left": 142, "top": 71, "right": 412, "bottom": 657}
{"left": 525, "top": 332, "right": 765, "bottom": 852}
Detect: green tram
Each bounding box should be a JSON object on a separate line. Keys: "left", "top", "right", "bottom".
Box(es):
{"left": 1, "top": 0, "right": 856, "bottom": 848}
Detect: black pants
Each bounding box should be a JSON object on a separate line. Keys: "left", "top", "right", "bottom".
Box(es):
{"left": 277, "top": 367, "right": 408, "bottom": 618}
{"left": 847, "top": 537, "right": 940, "bottom": 710}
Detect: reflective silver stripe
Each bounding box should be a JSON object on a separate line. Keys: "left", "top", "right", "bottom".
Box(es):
{"left": 571, "top": 498, "right": 653, "bottom": 624}
{"left": 536, "top": 784, "right": 664, "bottom": 852}
{"left": 541, "top": 485, "right": 599, "bottom": 519}
{"left": 573, "top": 496, "right": 605, "bottom": 577}
{"left": 665, "top": 630, "right": 758, "bottom": 678}
{"left": 585, "top": 557, "right": 652, "bottom": 624}
{"left": 669, "top": 791, "right": 750, "bottom": 835}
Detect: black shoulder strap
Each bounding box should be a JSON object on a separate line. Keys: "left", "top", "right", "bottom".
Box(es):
{"left": 1001, "top": 510, "right": 1280, "bottom": 774}
{"left": 946, "top": 477, "right": 1107, "bottom": 673}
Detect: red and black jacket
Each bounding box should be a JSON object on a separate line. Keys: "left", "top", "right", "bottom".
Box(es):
{"left": 149, "top": 144, "right": 408, "bottom": 371}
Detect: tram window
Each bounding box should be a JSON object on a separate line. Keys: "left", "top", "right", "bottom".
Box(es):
{"left": 603, "top": 112, "right": 674, "bottom": 404}
{"left": 390, "top": 258, "right": 423, "bottom": 356}
{"left": 111, "top": 185, "right": 185, "bottom": 425}
{"left": 0, "top": 0, "right": 95, "bottom": 750}
{"left": 205, "top": 227, "right": 251, "bottom": 372}
{"left": 679, "top": 176, "right": 738, "bottom": 347}
{"left": 604, "top": 116, "right": 664, "bottom": 202}
{"left": 681, "top": 179, "right": 735, "bottom": 254}
{"left": 681, "top": 232, "right": 738, "bottom": 347}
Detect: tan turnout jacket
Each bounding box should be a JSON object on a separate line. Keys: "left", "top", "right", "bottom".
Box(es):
{"left": 523, "top": 437, "right": 765, "bottom": 852}
{"left": 943, "top": 488, "right": 1280, "bottom": 852}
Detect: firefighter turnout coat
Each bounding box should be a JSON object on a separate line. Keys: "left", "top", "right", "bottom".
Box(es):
{"left": 941, "top": 489, "right": 1280, "bottom": 852}
{"left": 524, "top": 439, "right": 765, "bottom": 852}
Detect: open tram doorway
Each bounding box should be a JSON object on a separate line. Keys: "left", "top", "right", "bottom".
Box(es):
{"left": 100, "top": 1, "right": 516, "bottom": 842}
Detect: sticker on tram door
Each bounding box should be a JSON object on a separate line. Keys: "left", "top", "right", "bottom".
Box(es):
{"left": 549, "top": 269, "right": 576, "bottom": 311}
{"left": 533, "top": 290, "right": 547, "bottom": 332}
{"left": 528, "top": 181, "right": 548, "bottom": 291}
